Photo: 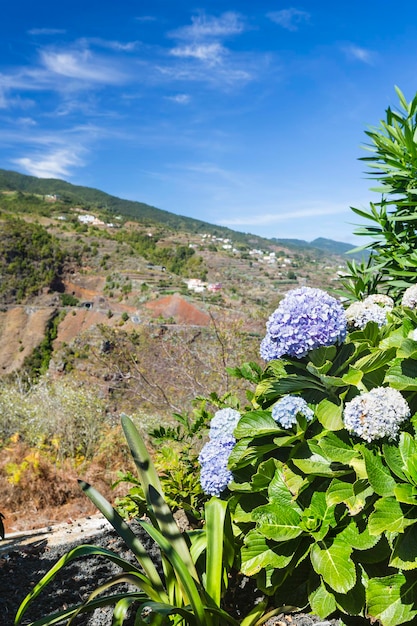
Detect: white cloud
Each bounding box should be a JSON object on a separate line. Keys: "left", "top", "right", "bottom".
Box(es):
{"left": 342, "top": 44, "right": 375, "bottom": 64}
{"left": 170, "top": 43, "right": 225, "bottom": 65}
{"left": 170, "top": 12, "right": 245, "bottom": 40}
{"left": 267, "top": 8, "right": 310, "bottom": 31}
{"left": 28, "top": 28, "right": 66, "bottom": 36}
{"left": 165, "top": 94, "right": 190, "bottom": 104}
{"left": 218, "top": 204, "right": 348, "bottom": 226}
{"left": 40, "top": 48, "right": 127, "bottom": 84}
{"left": 13, "top": 147, "right": 85, "bottom": 178}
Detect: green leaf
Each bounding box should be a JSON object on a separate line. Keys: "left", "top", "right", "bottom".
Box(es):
{"left": 394, "top": 483, "right": 417, "bottom": 505}
{"left": 268, "top": 465, "right": 301, "bottom": 509}
{"left": 368, "top": 496, "right": 415, "bottom": 535}
{"left": 252, "top": 503, "right": 302, "bottom": 541}
{"left": 354, "top": 347, "right": 396, "bottom": 373}
{"left": 315, "top": 399, "right": 344, "bottom": 431}
{"left": 391, "top": 525, "right": 417, "bottom": 570}
{"left": 362, "top": 447, "right": 396, "bottom": 496}
{"left": 240, "top": 529, "right": 300, "bottom": 576}
{"left": 338, "top": 517, "right": 380, "bottom": 550}
{"left": 385, "top": 358, "right": 417, "bottom": 390}
{"left": 383, "top": 442, "right": 407, "bottom": 480}
{"left": 234, "top": 411, "right": 280, "bottom": 438}
{"left": 310, "top": 539, "right": 356, "bottom": 593}
{"left": 308, "top": 578, "right": 336, "bottom": 618}
{"left": 326, "top": 479, "right": 373, "bottom": 516}
{"left": 318, "top": 431, "right": 359, "bottom": 464}
{"left": 367, "top": 573, "right": 417, "bottom": 626}
{"left": 399, "top": 432, "right": 417, "bottom": 486}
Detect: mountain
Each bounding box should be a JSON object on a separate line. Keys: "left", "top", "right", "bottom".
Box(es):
{"left": 0, "top": 169, "right": 273, "bottom": 249}
{"left": 0, "top": 168, "right": 358, "bottom": 255}
{"left": 271, "top": 236, "right": 369, "bottom": 261}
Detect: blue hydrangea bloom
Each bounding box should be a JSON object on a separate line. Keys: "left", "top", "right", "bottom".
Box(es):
{"left": 272, "top": 395, "right": 314, "bottom": 428}
{"left": 343, "top": 387, "right": 410, "bottom": 442}
{"left": 209, "top": 408, "right": 241, "bottom": 440}
{"left": 260, "top": 287, "right": 347, "bottom": 360}
{"left": 198, "top": 437, "right": 235, "bottom": 496}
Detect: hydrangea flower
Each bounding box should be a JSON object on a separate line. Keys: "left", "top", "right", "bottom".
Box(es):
{"left": 343, "top": 387, "right": 410, "bottom": 442}
{"left": 198, "top": 437, "right": 235, "bottom": 496}
{"left": 363, "top": 294, "right": 394, "bottom": 308}
{"left": 402, "top": 285, "right": 417, "bottom": 309}
{"left": 272, "top": 395, "right": 314, "bottom": 428}
{"left": 209, "top": 408, "right": 241, "bottom": 440}
{"left": 260, "top": 287, "right": 347, "bottom": 361}
{"left": 345, "top": 300, "right": 390, "bottom": 330}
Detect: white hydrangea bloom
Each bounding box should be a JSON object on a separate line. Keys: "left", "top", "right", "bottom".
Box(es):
{"left": 345, "top": 301, "right": 389, "bottom": 329}
{"left": 343, "top": 387, "right": 410, "bottom": 442}
{"left": 402, "top": 285, "right": 417, "bottom": 309}
{"left": 363, "top": 294, "right": 394, "bottom": 308}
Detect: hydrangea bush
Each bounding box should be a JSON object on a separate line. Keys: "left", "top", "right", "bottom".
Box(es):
{"left": 199, "top": 286, "right": 417, "bottom": 626}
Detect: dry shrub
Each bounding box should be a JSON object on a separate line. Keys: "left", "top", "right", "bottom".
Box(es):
{"left": 1, "top": 425, "right": 133, "bottom": 533}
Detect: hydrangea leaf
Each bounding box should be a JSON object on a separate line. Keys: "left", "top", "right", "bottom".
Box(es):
{"left": 354, "top": 347, "right": 396, "bottom": 373}
{"left": 308, "top": 345, "right": 337, "bottom": 368}
{"left": 341, "top": 366, "right": 363, "bottom": 386}
{"left": 240, "top": 529, "right": 299, "bottom": 576}
{"left": 397, "top": 338, "right": 417, "bottom": 359}
{"left": 390, "top": 526, "right": 417, "bottom": 569}
{"left": 362, "top": 447, "right": 396, "bottom": 496}
{"left": 315, "top": 399, "right": 344, "bottom": 431}
{"left": 268, "top": 465, "right": 300, "bottom": 508}
{"left": 366, "top": 573, "right": 417, "bottom": 626}
{"left": 385, "top": 358, "right": 417, "bottom": 390}
{"left": 394, "top": 483, "right": 417, "bottom": 505}
{"left": 383, "top": 442, "right": 407, "bottom": 480}
{"left": 292, "top": 443, "right": 347, "bottom": 477}
{"left": 333, "top": 569, "right": 367, "bottom": 616}
{"left": 310, "top": 539, "right": 356, "bottom": 593}
{"left": 318, "top": 430, "right": 358, "bottom": 463}
{"left": 234, "top": 411, "right": 279, "bottom": 438}
{"left": 326, "top": 479, "right": 373, "bottom": 516}
{"left": 368, "top": 496, "right": 415, "bottom": 535}
{"left": 251, "top": 458, "right": 279, "bottom": 492}
{"left": 338, "top": 516, "right": 380, "bottom": 551}
{"left": 300, "top": 492, "right": 335, "bottom": 540}
{"left": 252, "top": 504, "right": 302, "bottom": 541}
{"left": 308, "top": 578, "right": 336, "bottom": 618}
{"left": 398, "top": 432, "right": 417, "bottom": 485}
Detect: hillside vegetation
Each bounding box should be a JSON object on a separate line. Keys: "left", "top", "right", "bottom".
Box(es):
{"left": 0, "top": 169, "right": 351, "bottom": 532}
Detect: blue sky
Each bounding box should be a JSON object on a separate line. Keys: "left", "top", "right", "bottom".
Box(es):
{"left": 1, "top": 1, "right": 417, "bottom": 244}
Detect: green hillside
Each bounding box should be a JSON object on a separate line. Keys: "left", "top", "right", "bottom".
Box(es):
{"left": 0, "top": 168, "right": 273, "bottom": 249}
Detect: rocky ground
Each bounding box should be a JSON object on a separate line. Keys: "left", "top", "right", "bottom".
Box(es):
{"left": 0, "top": 515, "right": 344, "bottom": 626}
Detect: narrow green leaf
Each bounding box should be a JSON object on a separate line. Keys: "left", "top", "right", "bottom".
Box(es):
{"left": 78, "top": 481, "right": 166, "bottom": 595}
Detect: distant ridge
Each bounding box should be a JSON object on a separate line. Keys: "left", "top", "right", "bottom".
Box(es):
{"left": 0, "top": 168, "right": 358, "bottom": 257}
{"left": 271, "top": 236, "right": 368, "bottom": 261}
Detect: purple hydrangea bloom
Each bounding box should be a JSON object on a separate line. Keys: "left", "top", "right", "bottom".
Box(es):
{"left": 343, "top": 387, "right": 410, "bottom": 442}
{"left": 272, "top": 395, "right": 314, "bottom": 428}
{"left": 198, "top": 437, "right": 235, "bottom": 496}
{"left": 209, "top": 408, "right": 241, "bottom": 440}
{"left": 260, "top": 287, "right": 347, "bottom": 360}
